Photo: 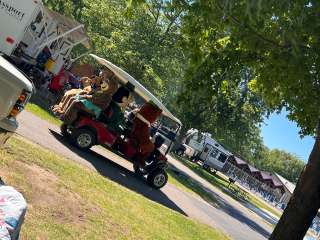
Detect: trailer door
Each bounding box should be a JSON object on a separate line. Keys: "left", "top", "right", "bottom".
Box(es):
{"left": 203, "top": 145, "right": 228, "bottom": 171}
{"left": 199, "top": 144, "right": 218, "bottom": 161}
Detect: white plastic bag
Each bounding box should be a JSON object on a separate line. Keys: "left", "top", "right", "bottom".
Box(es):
{"left": 0, "top": 186, "right": 27, "bottom": 240}
{"left": 0, "top": 224, "right": 11, "bottom": 240}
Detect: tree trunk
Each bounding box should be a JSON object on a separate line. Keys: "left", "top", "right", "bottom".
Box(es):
{"left": 270, "top": 126, "right": 320, "bottom": 240}
{"left": 172, "top": 127, "right": 187, "bottom": 151}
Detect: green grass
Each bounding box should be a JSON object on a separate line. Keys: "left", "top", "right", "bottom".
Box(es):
{"left": 25, "top": 103, "right": 61, "bottom": 126}
{"left": 172, "top": 154, "right": 282, "bottom": 218}
{"left": 0, "top": 136, "right": 230, "bottom": 240}
{"left": 24, "top": 102, "right": 280, "bottom": 219}
{"left": 167, "top": 169, "right": 219, "bottom": 206}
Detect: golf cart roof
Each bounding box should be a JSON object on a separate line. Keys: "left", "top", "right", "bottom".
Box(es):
{"left": 90, "top": 54, "right": 182, "bottom": 126}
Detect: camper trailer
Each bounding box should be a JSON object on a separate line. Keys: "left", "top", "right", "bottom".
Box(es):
{"left": 177, "top": 130, "right": 232, "bottom": 172}
{"left": 0, "top": 0, "right": 89, "bottom": 75}
{"left": 0, "top": 0, "right": 43, "bottom": 56}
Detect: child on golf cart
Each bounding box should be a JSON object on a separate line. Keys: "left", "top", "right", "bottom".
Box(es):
{"left": 53, "top": 68, "right": 114, "bottom": 116}
{"left": 52, "top": 76, "right": 92, "bottom": 114}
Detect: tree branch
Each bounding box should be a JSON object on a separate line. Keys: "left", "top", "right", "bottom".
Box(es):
{"left": 146, "top": 0, "right": 162, "bottom": 25}
{"left": 215, "top": 1, "right": 291, "bottom": 49}
{"left": 158, "top": 9, "right": 183, "bottom": 44}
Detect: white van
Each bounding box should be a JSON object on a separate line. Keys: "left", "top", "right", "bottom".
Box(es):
{"left": 0, "top": 0, "right": 42, "bottom": 56}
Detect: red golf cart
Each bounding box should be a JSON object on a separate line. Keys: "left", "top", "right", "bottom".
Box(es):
{"left": 61, "top": 54, "right": 182, "bottom": 189}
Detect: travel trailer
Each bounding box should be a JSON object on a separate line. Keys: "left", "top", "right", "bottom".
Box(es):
{"left": 0, "top": 0, "right": 89, "bottom": 75}
{"left": 0, "top": 0, "right": 43, "bottom": 56}
{"left": 177, "top": 130, "right": 232, "bottom": 172}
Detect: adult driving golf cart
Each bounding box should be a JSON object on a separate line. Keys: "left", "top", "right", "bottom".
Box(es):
{"left": 61, "top": 54, "right": 182, "bottom": 189}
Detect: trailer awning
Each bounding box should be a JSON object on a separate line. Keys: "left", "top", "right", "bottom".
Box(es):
{"left": 38, "top": 7, "right": 90, "bottom": 49}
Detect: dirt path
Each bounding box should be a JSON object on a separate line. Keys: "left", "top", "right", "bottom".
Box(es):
{"left": 17, "top": 111, "right": 272, "bottom": 240}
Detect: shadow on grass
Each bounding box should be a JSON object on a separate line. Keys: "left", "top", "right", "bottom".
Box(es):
{"left": 167, "top": 163, "right": 271, "bottom": 238}
{"left": 167, "top": 168, "right": 219, "bottom": 207}
{"left": 48, "top": 129, "right": 187, "bottom": 217}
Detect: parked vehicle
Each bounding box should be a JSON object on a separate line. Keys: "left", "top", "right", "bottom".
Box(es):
{"left": 0, "top": 55, "right": 33, "bottom": 145}
{"left": 200, "top": 141, "right": 232, "bottom": 173}
{"left": 0, "top": 0, "right": 43, "bottom": 56}
{"left": 176, "top": 130, "right": 232, "bottom": 172}
{"left": 60, "top": 54, "right": 182, "bottom": 189}
{"left": 0, "top": 0, "right": 89, "bottom": 80}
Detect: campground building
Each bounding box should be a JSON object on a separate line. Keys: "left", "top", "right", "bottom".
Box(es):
{"left": 222, "top": 156, "right": 286, "bottom": 204}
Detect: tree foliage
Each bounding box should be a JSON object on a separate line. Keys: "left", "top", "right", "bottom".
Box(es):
{"left": 177, "top": 0, "right": 320, "bottom": 136}
{"left": 254, "top": 148, "right": 305, "bottom": 183}
{"left": 43, "top": 0, "right": 186, "bottom": 101}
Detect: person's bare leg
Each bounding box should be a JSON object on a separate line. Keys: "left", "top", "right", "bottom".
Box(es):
{"left": 59, "top": 94, "right": 75, "bottom": 113}
{"left": 63, "top": 102, "right": 82, "bottom": 125}
{"left": 61, "top": 96, "right": 79, "bottom": 114}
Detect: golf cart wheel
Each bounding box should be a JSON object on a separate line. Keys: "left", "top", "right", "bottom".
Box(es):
{"left": 72, "top": 128, "right": 96, "bottom": 150}
{"left": 147, "top": 169, "right": 168, "bottom": 189}
{"left": 60, "top": 123, "right": 69, "bottom": 137}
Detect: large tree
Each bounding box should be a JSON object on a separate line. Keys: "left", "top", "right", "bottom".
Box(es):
{"left": 146, "top": 0, "right": 319, "bottom": 239}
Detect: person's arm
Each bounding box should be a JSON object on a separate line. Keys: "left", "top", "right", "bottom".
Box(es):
{"left": 82, "top": 94, "right": 93, "bottom": 99}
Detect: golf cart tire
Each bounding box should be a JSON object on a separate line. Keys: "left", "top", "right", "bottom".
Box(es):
{"left": 72, "top": 128, "right": 96, "bottom": 150}
{"left": 147, "top": 169, "right": 168, "bottom": 189}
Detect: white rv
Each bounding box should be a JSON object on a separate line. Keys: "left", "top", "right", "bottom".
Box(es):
{"left": 0, "top": 0, "right": 89, "bottom": 75}
{"left": 178, "top": 130, "right": 232, "bottom": 172}
{"left": 0, "top": 0, "right": 43, "bottom": 56}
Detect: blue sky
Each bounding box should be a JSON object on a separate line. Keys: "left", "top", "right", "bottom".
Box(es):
{"left": 260, "top": 111, "right": 315, "bottom": 162}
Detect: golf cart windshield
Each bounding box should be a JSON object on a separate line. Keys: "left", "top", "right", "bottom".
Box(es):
{"left": 89, "top": 54, "right": 182, "bottom": 127}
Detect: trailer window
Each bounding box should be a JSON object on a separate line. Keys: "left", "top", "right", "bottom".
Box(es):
{"left": 210, "top": 149, "right": 219, "bottom": 158}
{"left": 218, "top": 153, "right": 227, "bottom": 163}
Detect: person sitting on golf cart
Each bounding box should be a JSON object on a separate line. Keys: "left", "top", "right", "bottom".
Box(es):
{"left": 63, "top": 72, "right": 119, "bottom": 125}
{"left": 53, "top": 68, "right": 113, "bottom": 115}
{"left": 98, "top": 85, "right": 133, "bottom": 134}
{"left": 52, "top": 76, "right": 92, "bottom": 114}
{"left": 130, "top": 101, "right": 162, "bottom": 168}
